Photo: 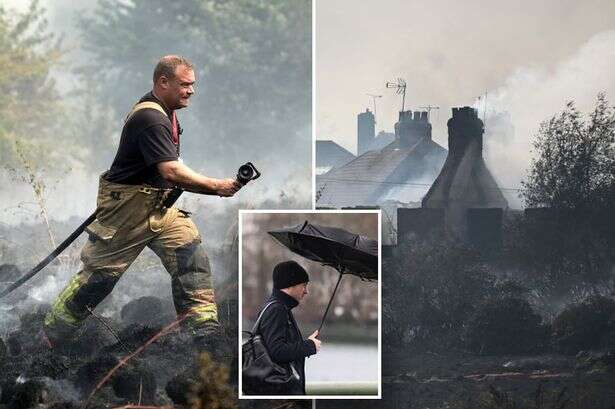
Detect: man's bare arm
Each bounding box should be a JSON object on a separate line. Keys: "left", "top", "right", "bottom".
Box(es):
{"left": 157, "top": 160, "right": 240, "bottom": 197}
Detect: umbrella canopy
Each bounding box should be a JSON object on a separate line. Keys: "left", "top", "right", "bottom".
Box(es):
{"left": 268, "top": 221, "right": 378, "bottom": 280}
{"left": 268, "top": 220, "right": 379, "bottom": 334}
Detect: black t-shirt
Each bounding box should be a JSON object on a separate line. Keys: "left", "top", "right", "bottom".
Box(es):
{"left": 106, "top": 92, "right": 180, "bottom": 188}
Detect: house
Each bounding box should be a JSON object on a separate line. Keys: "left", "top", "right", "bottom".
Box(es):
{"left": 316, "top": 110, "right": 447, "bottom": 207}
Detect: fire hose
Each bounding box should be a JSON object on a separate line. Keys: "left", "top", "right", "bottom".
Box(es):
{"left": 0, "top": 162, "right": 260, "bottom": 299}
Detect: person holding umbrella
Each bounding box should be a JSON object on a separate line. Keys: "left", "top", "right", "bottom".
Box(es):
{"left": 257, "top": 260, "right": 322, "bottom": 395}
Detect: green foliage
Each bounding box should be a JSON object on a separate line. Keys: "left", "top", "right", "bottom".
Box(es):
{"left": 522, "top": 94, "right": 615, "bottom": 209}
{"left": 0, "top": 1, "right": 74, "bottom": 237}
{"left": 189, "top": 352, "right": 235, "bottom": 409}
{"left": 463, "top": 297, "right": 548, "bottom": 355}
{"left": 552, "top": 295, "right": 615, "bottom": 355}
{"left": 518, "top": 96, "right": 615, "bottom": 302}
{"left": 0, "top": 0, "right": 64, "bottom": 167}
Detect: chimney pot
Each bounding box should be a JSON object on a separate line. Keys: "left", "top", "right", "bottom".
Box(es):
{"left": 458, "top": 106, "right": 477, "bottom": 118}
{"left": 395, "top": 109, "right": 432, "bottom": 146}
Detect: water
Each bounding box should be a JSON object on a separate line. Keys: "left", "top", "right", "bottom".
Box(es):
{"left": 305, "top": 343, "right": 378, "bottom": 382}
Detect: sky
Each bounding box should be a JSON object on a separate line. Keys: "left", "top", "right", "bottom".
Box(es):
{"left": 316, "top": 0, "right": 615, "bottom": 191}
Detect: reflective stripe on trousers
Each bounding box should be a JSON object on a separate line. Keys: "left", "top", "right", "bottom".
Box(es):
{"left": 44, "top": 175, "right": 217, "bottom": 339}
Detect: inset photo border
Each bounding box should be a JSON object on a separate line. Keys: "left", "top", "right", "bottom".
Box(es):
{"left": 239, "top": 209, "right": 381, "bottom": 400}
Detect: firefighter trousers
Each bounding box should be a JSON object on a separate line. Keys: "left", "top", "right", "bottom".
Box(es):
{"left": 44, "top": 175, "right": 217, "bottom": 340}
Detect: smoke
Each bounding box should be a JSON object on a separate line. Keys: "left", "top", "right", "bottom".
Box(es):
{"left": 481, "top": 30, "right": 615, "bottom": 208}
{"left": 317, "top": 1, "right": 615, "bottom": 188}
{"left": 0, "top": 1, "right": 312, "bottom": 343}
{"left": 0, "top": 167, "right": 98, "bottom": 226}
{"left": 380, "top": 173, "right": 433, "bottom": 204}
{"left": 0, "top": 0, "right": 312, "bottom": 225}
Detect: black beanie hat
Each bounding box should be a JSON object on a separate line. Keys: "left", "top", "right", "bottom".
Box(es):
{"left": 273, "top": 261, "right": 309, "bottom": 289}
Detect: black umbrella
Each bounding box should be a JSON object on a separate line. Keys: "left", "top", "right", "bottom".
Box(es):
{"left": 268, "top": 221, "right": 378, "bottom": 333}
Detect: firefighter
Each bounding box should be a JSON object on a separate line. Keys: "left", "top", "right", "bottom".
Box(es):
{"left": 43, "top": 55, "right": 241, "bottom": 347}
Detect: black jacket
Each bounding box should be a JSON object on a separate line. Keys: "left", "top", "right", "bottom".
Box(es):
{"left": 257, "top": 289, "right": 316, "bottom": 395}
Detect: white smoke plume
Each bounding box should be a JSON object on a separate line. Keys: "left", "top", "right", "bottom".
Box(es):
{"left": 481, "top": 30, "right": 615, "bottom": 208}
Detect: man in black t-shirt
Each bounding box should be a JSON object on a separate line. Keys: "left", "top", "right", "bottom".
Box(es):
{"left": 44, "top": 55, "right": 241, "bottom": 347}
{"left": 105, "top": 90, "right": 181, "bottom": 189}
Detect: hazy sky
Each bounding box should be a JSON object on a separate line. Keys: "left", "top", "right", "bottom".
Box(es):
{"left": 316, "top": 0, "right": 615, "bottom": 190}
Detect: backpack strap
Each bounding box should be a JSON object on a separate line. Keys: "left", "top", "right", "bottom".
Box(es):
{"left": 250, "top": 300, "right": 280, "bottom": 335}
{"left": 124, "top": 101, "right": 168, "bottom": 123}
{"left": 243, "top": 300, "right": 292, "bottom": 337}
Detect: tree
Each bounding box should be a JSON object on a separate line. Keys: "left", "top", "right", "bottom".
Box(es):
{"left": 0, "top": 1, "right": 70, "bottom": 245}
{"left": 0, "top": 0, "right": 63, "bottom": 164}
{"left": 522, "top": 93, "right": 615, "bottom": 209}
{"left": 513, "top": 94, "right": 615, "bottom": 299}
{"left": 76, "top": 0, "right": 312, "bottom": 182}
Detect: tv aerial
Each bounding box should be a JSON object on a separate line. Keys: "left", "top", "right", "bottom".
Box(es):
{"left": 419, "top": 105, "right": 440, "bottom": 121}
{"left": 366, "top": 93, "right": 382, "bottom": 124}
{"left": 386, "top": 78, "right": 407, "bottom": 112}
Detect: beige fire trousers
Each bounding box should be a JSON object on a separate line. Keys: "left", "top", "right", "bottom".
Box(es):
{"left": 44, "top": 174, "right": 217, "bottom": 340}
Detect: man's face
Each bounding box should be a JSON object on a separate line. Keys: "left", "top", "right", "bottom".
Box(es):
{"left": 162, "top": 65, "right": 195, "bottom": 110}
{"left": 286, "top": 282, "right": 309, "bottom": 303}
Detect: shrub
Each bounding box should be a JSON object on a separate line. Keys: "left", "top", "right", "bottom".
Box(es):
{"left": 552, "top": 295, "right": 615, "bottom": 354}
{"left": 189, "top": 352, "right": 234, "bottom": 409}
{"left": 385, "top": 237, "right": 532, "bottom": 352}
{"left": 463, "top": 297, "right": 547, "bottom": 354}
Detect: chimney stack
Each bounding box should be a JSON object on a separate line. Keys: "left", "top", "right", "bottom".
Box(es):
{"left": 447, "top": 106, "right": 484, "bottom": 158}
{"left": 422, "top": 106, "right": 507, "bottom": 241}
{"left": 394, "top": 109, "right": 431, "bottom": 147}
{"left": 357, "top": 109, "right": 375, "bottom": 155}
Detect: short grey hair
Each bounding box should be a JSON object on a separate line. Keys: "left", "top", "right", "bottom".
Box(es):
{"left": 153, "top": 55, "right": 194, "bottom": 83}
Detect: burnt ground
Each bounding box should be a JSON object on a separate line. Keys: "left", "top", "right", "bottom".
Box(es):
{"left": 0, "top": 299, "right": 216, "bottom": 408}
{"left": 0, "top": 295, "right": 310, "bottom": 409}
{"left": 316, "top": 349, "right": 615, "bottom": 409}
